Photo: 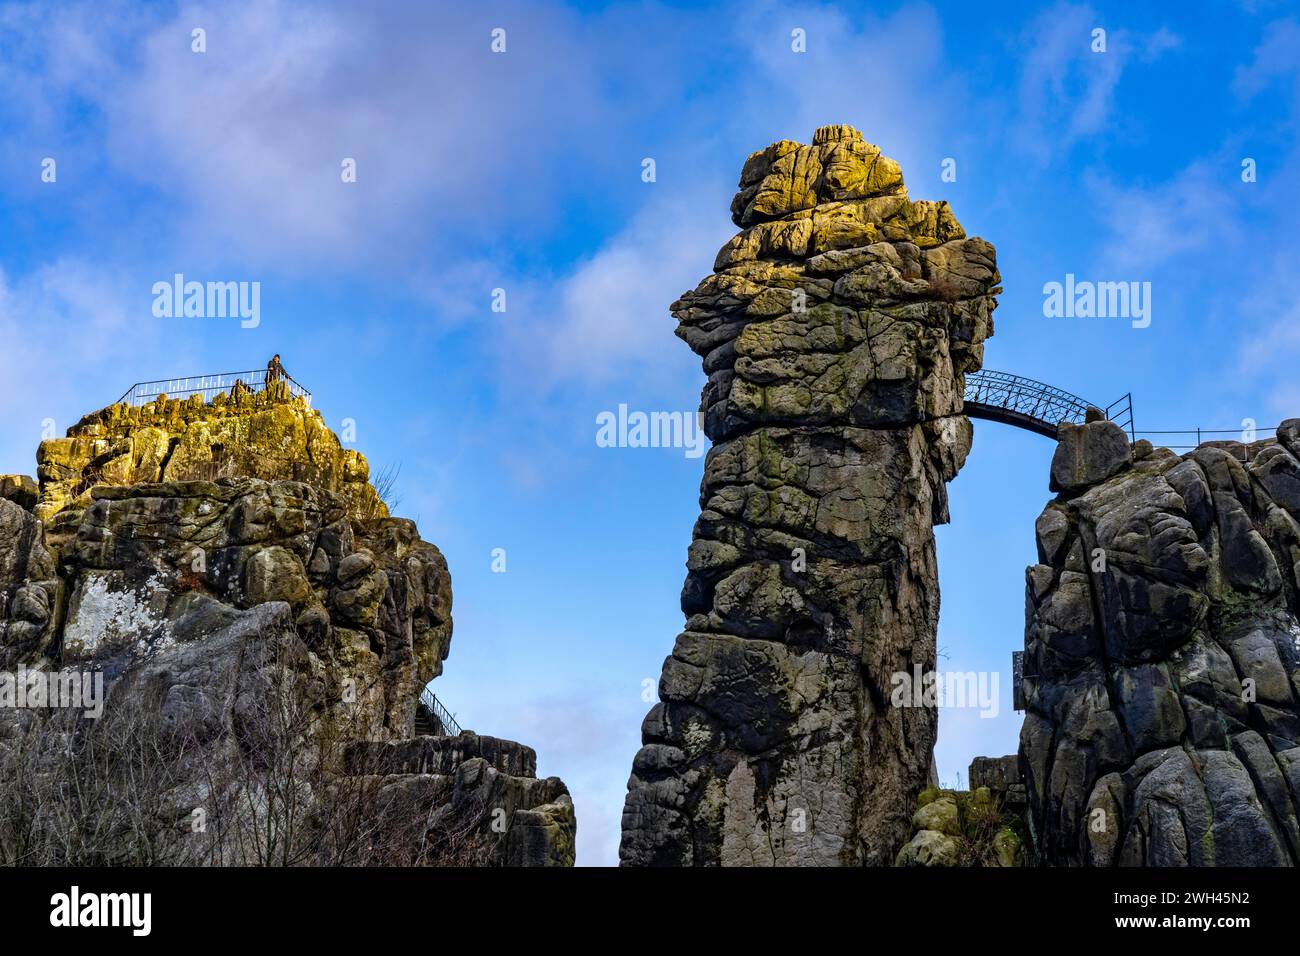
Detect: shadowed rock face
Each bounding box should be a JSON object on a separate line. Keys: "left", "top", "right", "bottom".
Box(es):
{"left": 620, "top": 126, "right": 1000, "bottom": 866}
{"left": 1, "top": 477, "right": 450, "bottom": 739}
{"left": 1023, "top": 423, "right": 1300, "bottom": 866}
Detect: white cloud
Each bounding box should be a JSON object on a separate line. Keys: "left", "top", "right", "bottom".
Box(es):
{"left": 497, "top": 187, "right": 731, "bottom": 393}
{"left": 1233, "top": 17, "right": 1300, "bottom": 101}
{"left": 0, "top": 0, "right": 979, "bottom": 397}
{"left": 0, "top": 260, "right": 177, "bottom": 473}
{"left": 105, "top": 1, "right": 615, "bottom": 271}
{"left": 1233, "top": 244, "right": 1300, "bottom": 421}
{"left": 1, "top": 1, "right": 617, "bottom": 274}
{"left": 1086, "top": 162, "right": 1243, "bottom": 274}
{"left": 492, "top": 1, "right": 973, "bottom": 393}
{"left": 732, "top": 1, "right": 963, "bottom": 171}
{"left": 1012, "top": 4, "right": 1180, "bottom": 164}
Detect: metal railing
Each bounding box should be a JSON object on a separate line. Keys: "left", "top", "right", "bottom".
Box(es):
{"left": 963, "top": 369, "right": 1135, "bottom": 442}
{"left": 1105, "top": 392, "right": 1134, "bottom": 442}
{"left": 963, "top": 370, "right": 1286, "bottom": 459}
{"left": 1133, "top": 426, "right": 1278, "bottom": 460}
{"left": 418, "top": 685, "right": 462, "bottom": 737}
{"left": 116, "top": 369, "right": 311, "bottom": 408}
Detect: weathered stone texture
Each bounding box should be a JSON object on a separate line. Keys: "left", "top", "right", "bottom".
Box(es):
{"left": 33, "top": 384, "right": 383, "bottom": 523}
{"left": 5, "top": 475, "right": 450, "bottom": 740}
{"left": 0, "top": 384, "right": 574, "bottom": 866}
{"left": 345, "top": 735, "right": 576, "bottom": 867}
{"left": 621, "top": 126, "right": 999, "bottom": 866}
{"left": 1023, "top": 425, "right": 1300, "bottom": 866}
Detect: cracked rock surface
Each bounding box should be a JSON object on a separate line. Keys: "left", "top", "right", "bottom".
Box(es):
{"left": 620, "top": 125, "right": 1000, "bottom": 866}
{"left": 1023, "top": 424, "right": 1300, "bottom": 866}
{"left": 0, "top": 387, "right": 574, "bottom": 866}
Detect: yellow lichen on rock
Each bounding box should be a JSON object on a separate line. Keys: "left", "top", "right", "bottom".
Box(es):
{"left": 34, "top": 386, "right": 385, "bottom": 523}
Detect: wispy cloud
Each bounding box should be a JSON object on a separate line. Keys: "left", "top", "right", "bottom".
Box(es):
{"left": 1233, "top": 17, "right": 1300, "bottom": 103}
{"left": 495, "top": 690, "right": 645, "bottom": 866}
{"left": 1086, "top": 162, "right": 1243, "bottom": 274}
{"left": 0, "top": 259, "right": 176, "bottom": 472}
{"left": 495, "top": 186, "right": 732, "bottom": 394}
{"left": 2, "top": 1, "right": 619, "bottom": 274}
{"left": 1012, "top": 3, "right": 1180, "bottom": 164}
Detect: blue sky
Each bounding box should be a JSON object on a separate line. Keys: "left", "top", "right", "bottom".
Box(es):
{"left": 1, "top": 0, "right": 1297, "bottom": 865}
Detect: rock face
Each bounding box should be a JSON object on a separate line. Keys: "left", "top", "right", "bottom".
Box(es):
{"left": 0, "top": 475, "right": 37, "bottom": 511}
{"left": 1022, "top": 424, "right": 1300, "bottom": 866}
{"left": 620, "top": 126, "right": 1000, "bottom": 865}
{"left": 969, "top": 754, "right": 1028, "bottom": 817}
{"left": 0, "top": 384, "right": 574, "bottom": 866}
{"left": 345, "top": 734, "right": 576, "bottom": 867}
{"left": 5, "top": 476, "right": 446, "bottom": 739}
{"left": 33, "top": 383, "right": 384, "bottom": 523}
{"left": 1050, "top": 418, "right": 1132, "bottom": 493}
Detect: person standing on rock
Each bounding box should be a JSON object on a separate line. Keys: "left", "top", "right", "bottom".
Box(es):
{"left": 265, "top": 354, "right": 288, "bottom": 388}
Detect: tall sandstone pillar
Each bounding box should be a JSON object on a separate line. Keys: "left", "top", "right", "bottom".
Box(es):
{"left": 620, "top": 126, "right": 1000, "bottom": 865}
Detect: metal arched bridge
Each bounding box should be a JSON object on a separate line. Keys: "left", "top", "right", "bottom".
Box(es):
{"left": 963, "top": 369, "right": 1134, "bottom": 441}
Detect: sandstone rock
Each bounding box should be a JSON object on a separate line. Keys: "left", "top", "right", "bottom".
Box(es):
{"left": 1049, "top": 419, "right": 1132, "bottom": 494}
{"left": 345, "top": 732, "right": 538, "bottom": 777}
{"left": 0, "top": 383, "right": 573, "bottom": 866}
{"left": 506, "top": 794, "right": 578, "bottom": 867}
{"left": 969, "top": 754, "right": 1028, "bottom": 814}
{"left": 993, "top": 827, "right": 1022, "bottom": 867}
{"left": 913, "top": 795, "right": 960, "bottom": 836}
{"left": 352, "top": 754, "right": 576, "bottom": 867}
{"left": 243, "top": 545, "right": 313, "bottom": 610}
{"left": 1023, "top": 429, "right": 1300, "bottom": 866}
{"left": 622, "top": 126, "right": 999, "bottom": 866}
{"left": 0, "top": 475, "right": 37, "bottom": 511}
{"left": 33, "top": 390, "right": 385, "bottom": 523}
{"left": 895, "top": 829, "right": 959, "bottom": 867}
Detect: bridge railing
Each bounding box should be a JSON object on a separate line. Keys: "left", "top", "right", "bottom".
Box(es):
{"left": 964, "top": 369, "right": 1280, "bottom": 459}
{"left": 116, "top": 369, "right": 311, "bottom": 408}
{"left": 419, "top": 685, "right": 462, "bottom": 737}
{"left": 963, "top": 369, "right": 1135, "bottom": 442}
{"left": 963, "top": 369, "right": 1093, "bottom": 426}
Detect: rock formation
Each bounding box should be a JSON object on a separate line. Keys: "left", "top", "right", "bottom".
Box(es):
{"left": 969, "top": 754, "right": 1028, "bottom": 817}
{"left": 1022, "top": 419, "right": 1300, "bottom": 866}
{"left": 0, "top": 384, "right": 574, "bottom": 866}
{"left": 894, "top": 784, "right": 1025, "bottom": 867}
{"left": 620, "top": 125, "right": 999, "bottom": 865}
{"left": 32, "top": 381, "right": 383, "bottom": 524}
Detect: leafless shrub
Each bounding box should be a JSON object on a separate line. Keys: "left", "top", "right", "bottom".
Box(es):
{"left": 370, "top": 462, "right": 402, "bottom": 515}
{"left": 0, "top": 645, "right": 493, "bottom": 867}
{"left": 0, "top": 685, "right": 199, "bottom": 866}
